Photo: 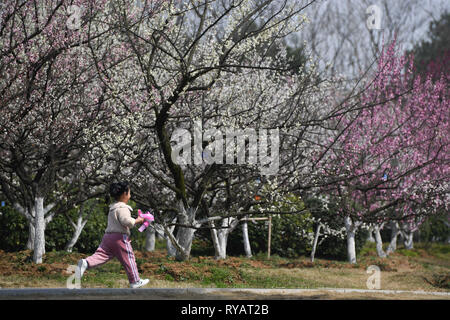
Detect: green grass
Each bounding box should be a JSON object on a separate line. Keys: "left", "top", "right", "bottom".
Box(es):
{"left": 427, "top": 243, "right": 450, "bottom": 259}
{"left": 237, "top": 269, "right": 321, "bottom": 289}
{"left": 396, "top": 249, "right": 420, "bottom": 257}
{"left": 0, "top": 242, "right": 449, "bottom": 291}
{"left": 201, "top": 267, "right": 235, "bottom": 287}
{"left": 359, "top": 242, "right": 377, "bottom": 257}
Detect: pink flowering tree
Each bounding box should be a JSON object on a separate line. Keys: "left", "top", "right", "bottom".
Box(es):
{"left": 314, "top": 40, "right": 449, "bottom": 263}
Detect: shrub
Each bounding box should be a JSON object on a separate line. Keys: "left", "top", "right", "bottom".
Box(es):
{"left": 45, "top": 200, "right": 109, "bottom": 253}
{"left": 418, "top": 210, "right": 449, "bottom": 243}
{"left": 228, "top": 198, "right": 314, "bottom": 259}
{"left": 304, "top": 197, "right": 368, "bottom": 261}
{"left": 312, "top": 228, "right": 368, "bottom": 261}
{"left": 0, "top": 203, "right": 29, "bottom": 252}
{"left": 0, "top": 199, "right": 110, "bottom": 253}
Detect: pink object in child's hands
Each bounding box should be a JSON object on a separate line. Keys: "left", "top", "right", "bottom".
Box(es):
{"left": 137, "top": 209, "right": 154, "bottom": 232}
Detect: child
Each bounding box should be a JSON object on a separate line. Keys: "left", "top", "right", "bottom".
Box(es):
{"left": 76, "top": 181, "right": 149, "bottom": 288}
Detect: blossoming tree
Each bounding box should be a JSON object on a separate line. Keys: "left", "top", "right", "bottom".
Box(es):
{"left": 0, "top": 0, "right": 120, "bottom": 263}
{"left": 88, "top": 0, "right": 346, "bottom": 261}
{"left": 314, "top": 40, "right": 449, "bottom": 263}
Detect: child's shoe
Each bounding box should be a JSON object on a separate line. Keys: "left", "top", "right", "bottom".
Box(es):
{"left": 76, "top": 259, "right": 88, "bottom": 279}
{"left": 130, "top": 278, "right": 149, "bottom": 288}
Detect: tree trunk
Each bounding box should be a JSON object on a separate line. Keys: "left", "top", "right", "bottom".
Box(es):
{"left": 162, "top": 221, "right": 177, "bottom": 257}
{"left": 242, "top": 220, "right": 252, "bottom": 258}
{"left": 209, "top": 221, "right": 225, "bottom": 260}
{"left": 311, "top": 224, "right": 321, "bottom": 262}
{"left": 344, "top": 216, "right": 357, "bottom": 264}
{"left": 173, "top": 204, "right": 197, "bottom": 261}
{"left": 216, "top": 232, "right": 228, "bottom": 260}
{"left": 209, "top": 220, "right": 230, "bottom": 260}
{"left": 367, "top": 226, "right": 375, "bottom": 243}
{"left": 174, "top": 225, "right": 195, "bottom": 261}
{"left": 166, "top": 236, "right": 177, "bottom": 257}
{"left": 373, "top": 224, "right": 386, "bottom": 258}
{"left": 386, "top": 221, "right": 399, "bottom": 255}
{"left": 27, "top": 222, "right": 35, "bottom": 251}
{"left": 65, "top": 201, "right": 94, "bottom": 252}
{"left": 33, "top": 197, "right": 46, "bottom": 264}
{"left": 403, "top": 230, "right": 414, "bottom": 250}
{"left": 145, "top": 227, "right": 156, "bottom": 252}
{"left": 65, "top": 216, "right": 86, "bottom": 253}
{"left": 210, "top": 217, "right": 241, "bottom": 260}
{"left": 65, "top": 228, "right": 83, "bottom": 253}
{"left": 14, "top": 200, "right": 54, "bottom": 260}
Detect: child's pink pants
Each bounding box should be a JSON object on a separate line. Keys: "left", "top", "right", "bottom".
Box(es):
{"left": 85, "top": 233, "right": 140, "bottom": 284}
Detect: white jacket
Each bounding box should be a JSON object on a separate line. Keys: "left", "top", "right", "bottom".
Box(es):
{"left": 105, "top": 202, "right": 136, "bottom": 236}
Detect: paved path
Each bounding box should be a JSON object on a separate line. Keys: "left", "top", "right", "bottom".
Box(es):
{"left": 0, "top": 288, "right": 449, "bottom": 300}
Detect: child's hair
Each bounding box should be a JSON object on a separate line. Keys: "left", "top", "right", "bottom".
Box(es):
{"left": 109, "top": 181, "right": 130, "bottom": 201}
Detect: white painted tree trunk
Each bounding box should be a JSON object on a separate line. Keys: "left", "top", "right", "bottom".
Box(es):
{"left": 209, "top": 221, "right": 227, "bottom": 260}
{"left": 311, "top": 224, "right": 322, "bottom": 262}
{"left": 65, "top": 201, "right": 94, "bottom": 252}
{"left": 14, "top": 200, "right": 54, "bottom": 261}
{"left": 210, "top": 217, "right": 241, "bottom": 260}
{"left": 367, "top": 226, "right": 375, "bottom": 243}
{"left": 216, "top": 232, "right": 228, "bottom": 260}
{"left": 373, "top": 224, "right": 386, "bottom": 258}
{"left": 33, "top": 197, "right": 46, "bottom": 264}
{"left": 403, "top": 231, "right": 414, "bottom": 250}
{"left": 27, "top": 222, "right": 35, "bottom": 251}
{"left": 65, "top": 227, "right": 83, "bottom": 253}
{"left": 398, "top": 222, "right": 415, "bottom": 250}
{"left": 174, "top": 224, "right": 196, "bottom": 261}
{"left": 145, "top": 227, "right": 156, "bottom": 252}
{"left": 165, "top": 202, "right": 198, "bottom": 261}
{"left": 166, "top": 236, "right": 177, "bottom": 257}
{"left": 344, "top": 216, "right": 357, "bottom": 264}
{"left": 162, "top": 221, "right": 177, "bottom": 257}
{"left": 386, "top": 221, "right": 399, "bottom": 255}
{"left": 65, "top": 216, "right": 87, "bottom": 253}
{"left": 173, "top": 204, "right": 197, "bottom": 261}
{"left": 209, "top": 221, "right": 223, "bottom": 259}
{"left": 242, "top": 220, "right": 252, "bottom": 258}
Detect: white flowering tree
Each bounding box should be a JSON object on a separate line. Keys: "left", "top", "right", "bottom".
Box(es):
{"left": 85, "top": 0, "right": 357, "bottom": 261}
{"left": 0, "top": 0, "right": 119, "bottom": 263}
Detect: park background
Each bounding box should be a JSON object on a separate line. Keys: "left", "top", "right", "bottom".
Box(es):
{"left": 0, "top": 0, "right": 448, "bottom": 291}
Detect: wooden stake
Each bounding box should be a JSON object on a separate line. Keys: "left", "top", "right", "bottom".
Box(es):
{"left": 267, "top": 215, "right": 272, "bottom": 259}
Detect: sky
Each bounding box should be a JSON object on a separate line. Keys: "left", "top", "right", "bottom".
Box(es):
{"left": 290, "top": 0, "right": 450, "bottom": 77}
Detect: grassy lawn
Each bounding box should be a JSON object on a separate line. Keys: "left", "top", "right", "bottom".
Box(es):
{"left": 0, "top": 241, "right": 448, "bottom": 292}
